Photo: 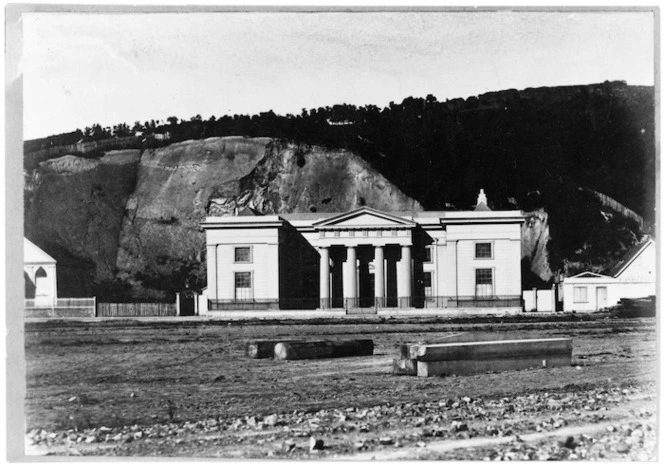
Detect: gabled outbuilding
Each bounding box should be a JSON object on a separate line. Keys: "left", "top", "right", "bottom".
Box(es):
{"left": 562, "top": 238, "right": 656, "bottom": 312}
{"left": 24, "top": 238, "right": 58, "bottom": 304}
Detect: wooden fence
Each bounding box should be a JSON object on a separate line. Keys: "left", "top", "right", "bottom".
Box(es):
{"left": 96, "top": 302, "right": 177, "bottom": 317}
{"left": 25, "top": 298, "right": 96, "bottom": 318}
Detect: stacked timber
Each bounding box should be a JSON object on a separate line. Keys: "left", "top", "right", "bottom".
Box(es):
{"left": 245, "top": 339, "right": 374, "bottom": 360}
{"left": 611, "top": 296, "right": 656, "bottom": 318}
{"left": 394, "top": 336, "right": 572, "bottom": 377}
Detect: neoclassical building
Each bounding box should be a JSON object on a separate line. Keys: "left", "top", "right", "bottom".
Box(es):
{"left": 202, "top": 190, "right": 525, "bottom": 311}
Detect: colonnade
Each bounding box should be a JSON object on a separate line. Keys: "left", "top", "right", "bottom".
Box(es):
{"left": 319, "top": 244, "right": 411, "bottom": 309}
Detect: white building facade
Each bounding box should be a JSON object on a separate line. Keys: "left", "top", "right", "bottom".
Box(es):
{"left": 562, "top": 238, "right": 656, "bottom": 312}
{"left": 202, "top": 192, "right": 525, "bottom": 312}
{"left": 24, "top": 238, "right": 58, "bottom": 305}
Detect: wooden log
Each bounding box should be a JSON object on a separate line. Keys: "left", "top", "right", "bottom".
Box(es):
{"left": 245, "top": 340, "right": 303, "bottom": 359}
{"left": 417, "top": 353, "right": 573, "bottom": 377}
{"left": 403, "top": 332, "right": 529, "bottom": 360}
{"left": 274, "top": 340, "right": 374, "bottom": 360}
{"left": 412, "top": 338, "right": 572, "bottom": 362}
{"left": 392, "top": 357, "right": 418, "bottom": 375}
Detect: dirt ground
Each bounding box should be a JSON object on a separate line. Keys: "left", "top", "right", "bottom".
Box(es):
{"left": 23, "top": 314, "right": 658, "bottom": 459}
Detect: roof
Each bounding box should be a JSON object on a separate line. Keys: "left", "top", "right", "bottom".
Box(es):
{"left": 568, "top": 271, "right": 612, "bottom": 279}
{"left": 312, "top": 206, "right": 416, "bottom": 228}
{"left": 603, "top": 238, "right": 655, "bottom": 278}
{"left": 24, "top": 238, "right": 56, "bottom": 264}
{"left": 474, "top": 202, "right": 492, "bottom": 212}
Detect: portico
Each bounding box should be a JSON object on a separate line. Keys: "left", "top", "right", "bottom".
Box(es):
{"left": 313, "top": 208, "right": 415, "bottom": 309}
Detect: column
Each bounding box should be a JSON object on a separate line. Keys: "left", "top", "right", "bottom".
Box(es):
{"left": 344, "top": 246, "right": 357, "bottom": 308}
{"left": 374, "top": 245, "right": 384, "bottom": 307}
{"left": 206, "top": 244, "right": 218, "bottom": 302}
{"left": 399, "top": 245, "right": 412, "bottom": 308}
{"left": 319, "top": 247, "right": 330, "bottom": 309}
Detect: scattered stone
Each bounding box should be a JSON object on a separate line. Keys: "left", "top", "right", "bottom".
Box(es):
{"left": 379, "top": 436, "right": 394, "bottom": 445}
{"left": 309, "top": 436, "right": 324, "bottom": 451}
{"left": 354, "top": 440, "right": 366, "bottom": 450}
{"left": 615, "top": 441, "right": 631, "bottom": 453}
{"left": 264, "top": 414, "right": 279, "bottom": 426}
{"left": 416, "top": 441, "right": 426, "bottom": 448}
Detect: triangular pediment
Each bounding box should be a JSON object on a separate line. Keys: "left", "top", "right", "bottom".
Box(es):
{"left": 313, "top": 207, "right": 415, "bottom": 229}
{"left": 569, "top": 271, "right": 611, "bottom": 279}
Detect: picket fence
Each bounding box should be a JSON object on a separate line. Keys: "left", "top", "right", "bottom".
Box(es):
{"left": 96, "top": 302, "right": 177, "bottom": 317}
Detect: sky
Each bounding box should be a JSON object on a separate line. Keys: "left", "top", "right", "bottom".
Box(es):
{"left": 20, "top": 9, "right": 656, "bottom": 140}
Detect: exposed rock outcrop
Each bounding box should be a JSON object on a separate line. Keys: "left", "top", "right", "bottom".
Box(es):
{"left": 25, "top": 138, "right": 421, "bottom": 299}
{"left": 521, "top": 209, "right": 554, "bottom": 285}
{"left": 24, "top": 150, "right": 141, "bottom": 297}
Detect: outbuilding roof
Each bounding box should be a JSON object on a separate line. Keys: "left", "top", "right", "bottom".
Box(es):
{"left": 24, "top": 238, "right": 56, "bottom": 264}
{"left": 603, "top": 238, "right": 655, "bottom": 278}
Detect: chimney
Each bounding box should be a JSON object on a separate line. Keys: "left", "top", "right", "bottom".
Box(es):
{"left": 477, "top": 188, "right": 487, "bottom": 206}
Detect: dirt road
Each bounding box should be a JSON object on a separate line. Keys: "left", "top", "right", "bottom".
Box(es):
{"left": 23, "top": 315, "right": 657, "bottom": 459}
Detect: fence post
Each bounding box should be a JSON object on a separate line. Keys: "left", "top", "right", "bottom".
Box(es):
{"left": 175, "top": 293, "right": 181, "bottom": 317}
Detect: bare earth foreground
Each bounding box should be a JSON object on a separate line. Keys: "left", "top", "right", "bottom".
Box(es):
{"left": 24, "top": 315, "right": 658, "bottom": 460}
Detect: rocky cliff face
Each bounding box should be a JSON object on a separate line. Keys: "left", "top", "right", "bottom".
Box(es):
{"left": 24, "top": 137, "right": 421, "bottom": 299}
{"left": 521, "top": 209, "right": 554, "bottom": 286}
{"left": 24, "top": 150, "right": 140, "bottom": 297}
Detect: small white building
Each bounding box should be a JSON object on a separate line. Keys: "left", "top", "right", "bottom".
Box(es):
{"left": 562, "top": 238, "right": 656, "bottom": 312}
{"left": 201, "top": 190, "right": 525, "bottom": 312}
{"left": 24, "top": 238, "right": 58, "bottom": 305}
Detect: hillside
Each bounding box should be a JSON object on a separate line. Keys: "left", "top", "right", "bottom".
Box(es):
{"left": 24, "top": 138, "right": 420, "bottom": 299}
{"left": 24, "top": 81, "right": 654, "bottom": 298}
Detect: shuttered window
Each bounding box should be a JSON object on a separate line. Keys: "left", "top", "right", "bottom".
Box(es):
{"left": 475, "top": 268, "right": 493, "bottom": 297}
{"left": 423, "top": 272, "right": 433, "bottom": 297}
{"left": 475, "top": 243, "right": 492, "bottom": 259}
{"left": 573, "top": 287, "right": 588, "bottom": 303}
{"left": 234, "top": 272, "right": 253, "bottom": 301}
{"left": 234, "top": 247, "right": 252, "bottom": 263}
{"left": 424, "top": 246, "right": 433, "bottom": 263}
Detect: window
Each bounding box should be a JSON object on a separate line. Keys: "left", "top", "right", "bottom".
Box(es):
{"left": 334, "top": 230, "right": 340, "bottom": 237}
{"left": 423, "top": 272, "right": 433, "bottom": 297}
{"left": 234, "top": 272, "right": 253, "bottom": 301}
{"left": 475, "top": 268, "right": 493, "bottom": 297}
{"left": 573, "top": 287, "right": 588, "bottom": 303}
{"left": 475, "top": 242, "right": 492, "bottom": 259}
{"left": 424, "top": 246, "right": 433, "bottom": 263}
{"left": 234, "top": 247, "right": 252, "bottom": 263}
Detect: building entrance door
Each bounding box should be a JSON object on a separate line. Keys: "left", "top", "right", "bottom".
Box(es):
{"left": 179, "top": 290, "right": 196, "bottom": 316}
{"left": 596, "top": 287, "right": 607, "bottom": 311}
